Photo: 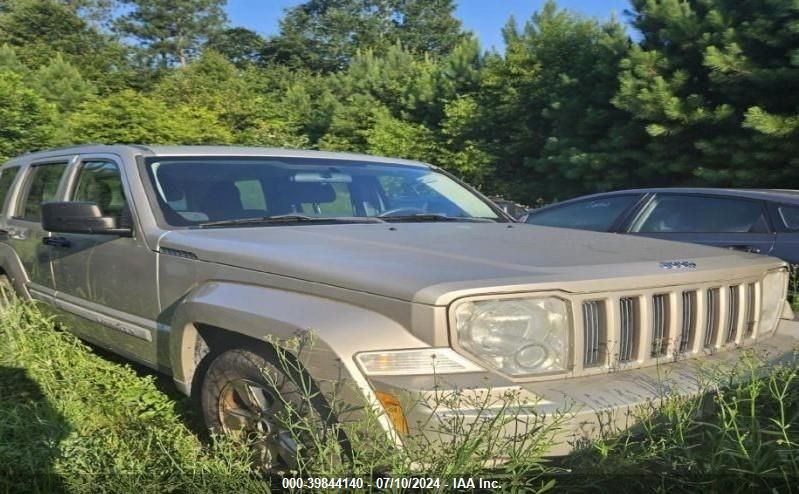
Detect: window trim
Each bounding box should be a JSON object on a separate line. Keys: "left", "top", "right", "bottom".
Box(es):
{"left": 0, "top": 166, "right": 22, "bottom": 216}
{"left": 13, "top": 161, "right": 71, "bottom": 223}
{"left": 626, "top": 193, "right": 774, "bottom": 235}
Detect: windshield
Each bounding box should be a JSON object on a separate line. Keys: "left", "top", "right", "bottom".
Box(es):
{"left": 144, "top": 157, "right": 502, "bottom": 227}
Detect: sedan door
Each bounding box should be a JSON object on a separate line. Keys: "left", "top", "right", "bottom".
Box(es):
{"left": 766, "top": 202, "right": 799, "bottom": 265}
{"left": 624, "top": 193, "right": 776, "bottom": 256}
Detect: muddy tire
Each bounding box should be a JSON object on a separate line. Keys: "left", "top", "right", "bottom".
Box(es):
{"left": 200, "top": 346, "right": 340, "bottom": 472}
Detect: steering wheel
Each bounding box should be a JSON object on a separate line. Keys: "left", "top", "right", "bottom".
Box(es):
{"left": 377, "top": 207, "right": 426, "bottom": 218}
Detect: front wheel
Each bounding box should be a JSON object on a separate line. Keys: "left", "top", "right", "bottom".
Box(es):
{"left": 199, "top": 347, "right": 337, "bottom": 472}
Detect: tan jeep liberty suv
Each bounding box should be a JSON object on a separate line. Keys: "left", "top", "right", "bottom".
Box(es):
{"left": 0, "top": 145, "right": 795, "bottom": 468}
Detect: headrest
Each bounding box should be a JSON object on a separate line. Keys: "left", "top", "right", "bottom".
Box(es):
{"left": 291, "top": 182, "right": 336, "bottom": 204}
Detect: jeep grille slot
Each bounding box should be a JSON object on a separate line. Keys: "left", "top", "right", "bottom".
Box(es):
{"left": 651, "top": 294, "right": 669, "bottom": 357}
{"left": 680, "top": 291, "right": 696, "bottom": 353}
{"left": 726, "top": 285, "right": 740, "bottom": 343}
{"left": 744, "top": 283, "right": 756, "bottom": 337}
{"left": 582, "top": 300, "right": 605, "bottom": 367}
{"left": 704, "top": 288, "right": 720, "bottom": 347}
{"left": 618, "top": 297, "right": 638, "bottom": 363}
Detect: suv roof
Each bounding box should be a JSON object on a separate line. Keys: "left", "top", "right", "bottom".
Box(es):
{"left": 3, "top": 144, "right": 432, "bottom": 169}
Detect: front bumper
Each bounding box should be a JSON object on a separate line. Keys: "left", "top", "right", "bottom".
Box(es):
{"left": 366, "top": 317, "right": 799, "bottom": 456}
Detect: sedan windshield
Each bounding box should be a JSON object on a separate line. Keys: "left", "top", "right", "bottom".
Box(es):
{"left": 144, "top": 157, "right": 502, "bottom": 227}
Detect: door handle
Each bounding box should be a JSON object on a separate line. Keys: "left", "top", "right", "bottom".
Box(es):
{"left": 726, "top": 245, "right": 761, "bottom": 254}
{"left": 43, "top": 236, "right": 71, "bottom": 248}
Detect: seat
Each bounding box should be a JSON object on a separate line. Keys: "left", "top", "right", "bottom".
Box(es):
{"left": 200, "top": 182, "right": 245, "bottom": 221}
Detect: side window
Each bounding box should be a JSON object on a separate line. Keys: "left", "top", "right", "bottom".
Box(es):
{"left": 72, "top": 161, "right": 127, "bottom": 219}
{"left": 525, "top": 195, "right": 640, "bottom": 232}
{"left": 777, "top": 205, "right": 799, "bottom": 231}
{"left": 19, "top": 163, "right": 68, "bottom": 221}
{"left": 0, "top": 167, "right": 20, "bottom": 214}
{"left": 630, "top": 195, "right": 769, "bottom": 233}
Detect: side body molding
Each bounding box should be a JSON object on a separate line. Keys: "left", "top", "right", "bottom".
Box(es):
{"left": 168, "top": 282, "right": 429, "bottom": 402}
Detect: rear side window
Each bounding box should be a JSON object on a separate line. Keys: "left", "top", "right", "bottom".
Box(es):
{"left": 777, "top": 205, "right": 799, "bottom": 230}
{"left": 630, "top": 195, "right": 769, "bottom": 233}
{"left": 0, "top": 167, "right": 20, "bottom": 213}
{"left": 19, "top": 163, "right": 68, "bottom": 221}
{"left": 525, "top": 195, "right": 640, "bottom": 232}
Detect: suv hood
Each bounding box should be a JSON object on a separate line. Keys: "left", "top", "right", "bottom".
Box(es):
{"left": 158, "top": 223, "right": 783, "bottom": 305}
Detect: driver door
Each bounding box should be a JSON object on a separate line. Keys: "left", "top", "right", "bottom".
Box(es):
{"left": 50, "top": 156, "right": 159, "bottom": 365}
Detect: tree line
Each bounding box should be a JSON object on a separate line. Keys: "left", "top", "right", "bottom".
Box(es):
{"left": 0, "top": 0, "right": 796, "bottom": 203}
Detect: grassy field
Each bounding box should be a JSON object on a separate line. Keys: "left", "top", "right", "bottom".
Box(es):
{"left": 2, "top": 296, "right": 799, "bottom": 493}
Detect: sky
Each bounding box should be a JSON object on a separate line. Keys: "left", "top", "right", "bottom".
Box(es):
{"left": 225, "top": 0, "right": 634, "bottom": 52}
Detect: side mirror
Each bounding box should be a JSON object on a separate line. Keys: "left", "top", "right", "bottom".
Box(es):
{"left": 41, "top": 202, "right": 132, "bottom": 237}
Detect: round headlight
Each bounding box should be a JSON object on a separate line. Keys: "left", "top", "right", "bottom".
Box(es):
{"left": 453, "top": 297, "right": 571, "bottom": 376}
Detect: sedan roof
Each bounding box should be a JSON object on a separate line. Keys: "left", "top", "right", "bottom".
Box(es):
{"left": 549, "top": 187, "right": 799, "bottom": 206}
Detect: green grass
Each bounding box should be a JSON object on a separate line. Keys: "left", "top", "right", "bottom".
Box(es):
{"left": 0, "top": 300, "right": 266, "bottom": 493}
{"left": 2, "top": 297, "right": 799, "bottom": 492}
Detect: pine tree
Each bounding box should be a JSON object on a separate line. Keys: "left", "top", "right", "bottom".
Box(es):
{"left": 614, "top": 0, "right": 799, "bottom": 187}
{"left": 31, "top": 54, "right": 96, "bottom": 112}
{"left": 115, "top": 0, "right": 227, "bottom": 67}
{"left": 476, "top": 2, "right": 639, "bottom": 201}
{"left": 264, "top": 0, "right": 465, "bottom": 72}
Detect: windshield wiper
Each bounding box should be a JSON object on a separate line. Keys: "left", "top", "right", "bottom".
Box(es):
{"left": 198, "top": 214, "right": 385, "bottom": 228}
{"left": 380, "top": 214, "right": 495, "bottom": 223}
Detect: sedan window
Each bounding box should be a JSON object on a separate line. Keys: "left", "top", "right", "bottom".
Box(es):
{"left": 525, "top": 195, "right": 640, "bottom": 232}
{"left": 630, "top": 195, "right": 769, "bottom": 233}
{"left": 777, "top": 205, "right": 799, "bottom": 230}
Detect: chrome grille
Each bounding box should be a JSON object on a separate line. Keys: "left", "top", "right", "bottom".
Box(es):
{"left": 726, "top": 285, "right": 740, "bottom": 343}
{"left": 582, "top": 301, "right": 604, "bottom": 366}
{"left": 705, "top": 288, "right": 720, "bottom": 347}
{"left": 680, "top": 291, "right": 696, "bottom": 353}
{"left": 651, "top": 294, "right": 669, "bottom": 357}
{"left": 619, "top": 297, "right": 638, "bottom": 362}
{"left": 571, "top": 275, "right": 765, "bottom": 375}
{"left": 744, "top": 283, "right": 756, "bottom": 337}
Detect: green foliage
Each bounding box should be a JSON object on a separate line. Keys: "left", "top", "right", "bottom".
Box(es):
{"left": 0, "top": 0, "right": 796, "bottom": 205}
{"left": 0, "top": 0, "right": 134, "bottom": 91}
{"left": 66, "top": 90, "right": 232, "bottom": 145}
{"left": 0, "top": 71, "right": 58, "bottom": 161}
{"left": 477, "top": 1, "right": 640, "bottom": 200}
{"left": 152, "top": 51, "right": 308, "bottom": 148}
{"left": 615, "top": 0, "right": 799, "bottom": 187}
{"left": 205, "top": 27, "right": 267, "bottom": 68}
{"left": 265, "top": 0, "right": 465, "bottom": 72}
{"left": 30, "top": 54, "right": 96, "bottom": 112}
{"left": 115, "top": 0, "right": 227, "bottom": 67}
